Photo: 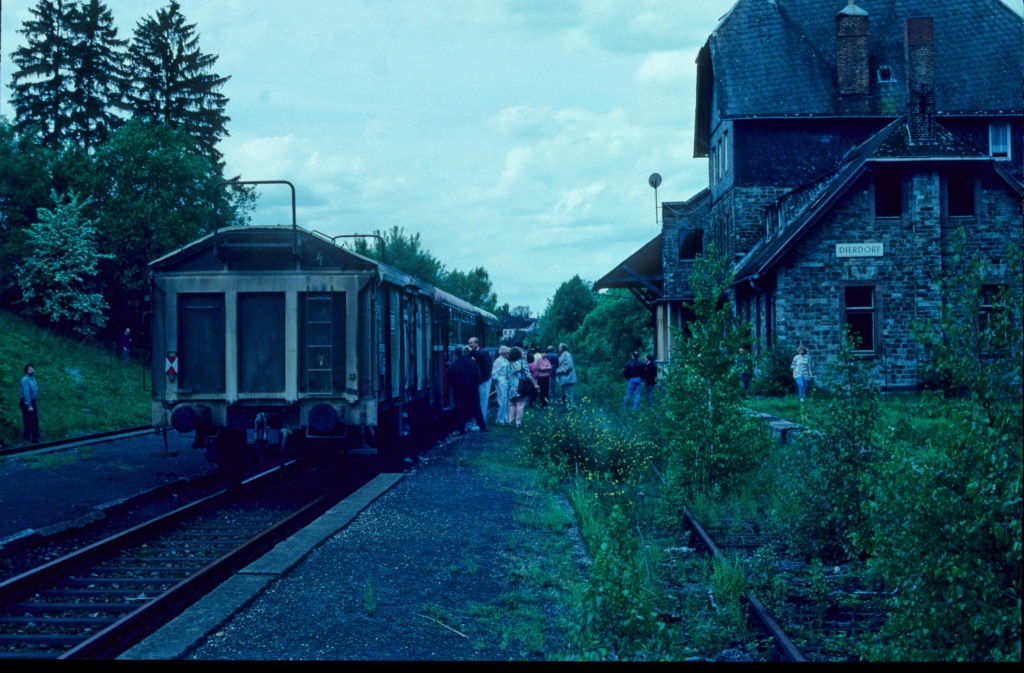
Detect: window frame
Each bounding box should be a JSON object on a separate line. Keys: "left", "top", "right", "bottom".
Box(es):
{"left": 989, "top": 122, "right": 1011, "bottom": 160}
{"left": 945, "top": 169, "right": 976, "bottom": 218}
{"left": 841, "top": 285, "right": 878, "bottom": 355}
{"left": 873, "top": 167, "right": 903, "bottom": 219}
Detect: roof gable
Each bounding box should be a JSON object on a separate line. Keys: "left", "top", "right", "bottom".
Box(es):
{"left": 734, "top": 117, "right": 1019, "bottom": 282}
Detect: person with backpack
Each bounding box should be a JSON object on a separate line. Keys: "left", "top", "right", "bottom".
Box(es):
{"left": 507, "top": 347, "right": 538, "bottom": 428}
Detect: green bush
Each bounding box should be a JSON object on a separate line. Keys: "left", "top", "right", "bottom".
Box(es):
{"left": 657, "top": 247, "right": 771, "bottom": 497}
{"left": 865, "top": 413, "right": 1021, "bottom": 661}
{"left": 572, "top": 505, "right": 671, "bottom": 660}
{"left": 749, "top": 344, "right": 796, "bottom": 397}
{"left": 776, "top": 334, "right": 881, "bottom": 564}
{"left": 519, "top": 404, "right": 656, "bottom": 494}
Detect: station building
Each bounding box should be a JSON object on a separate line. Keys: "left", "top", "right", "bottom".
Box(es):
{"left": 597, "top": 0, "right": 1023, "bottom": 390}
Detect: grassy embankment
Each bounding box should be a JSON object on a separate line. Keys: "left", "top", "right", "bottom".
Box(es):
{"left": 0, "top": 310, "right": 151, "bottom": 447}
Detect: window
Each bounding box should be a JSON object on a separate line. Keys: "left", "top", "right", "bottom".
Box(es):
{"left": 989, "top": 122, "right": 1010, "bottom": 160}
{"left": 947, "top": 170, "right": 975, "bottom": 217}
{"left": 978, "top": 285, "right": 1003, "bottom": 334}
{"left": 874, "top": 167, "right": 901, "bottom": 218}
{"left": 843, "top": 286, "right": 876, "bottom": 353}
{"left": 877, "top": 66, "right": 894, "bottom": 83}
{"left": 721, "top": 130, "right": 729, "bottom": 177}
{"left": 679, "top": 229, "right": 704, "bottom": 260}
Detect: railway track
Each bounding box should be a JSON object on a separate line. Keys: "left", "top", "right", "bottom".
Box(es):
{"left": 0, "top": 462, "right": 364, "bottom": 659}
{"left": 682, "top": 507, "right": 887, "bottom": 662}
{"left": 0, "top": 426, "right": 159, "bottom": 459}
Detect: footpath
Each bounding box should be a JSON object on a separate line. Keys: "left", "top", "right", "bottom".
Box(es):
{"left": 124, "top": 428, "right": 585, "bottom": 661}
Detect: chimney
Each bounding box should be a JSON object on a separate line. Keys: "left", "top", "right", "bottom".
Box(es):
{"left": 836, "top": 0, "right": 870, "bottom": 95}
{"left": 905, "top": 17, "right": 936, "bottom": 145}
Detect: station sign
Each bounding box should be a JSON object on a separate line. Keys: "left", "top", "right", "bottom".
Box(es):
{"left": 836, "top": 242, "right": 883, "bottom": 258}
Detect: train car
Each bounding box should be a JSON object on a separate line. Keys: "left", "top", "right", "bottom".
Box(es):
{"left": 148, "top": 221, "right": 497, "bottom": 479}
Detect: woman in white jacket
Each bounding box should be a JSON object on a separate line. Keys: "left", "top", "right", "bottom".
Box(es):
{"left": 491, "top": 346, "right": 510, "bottom": 425}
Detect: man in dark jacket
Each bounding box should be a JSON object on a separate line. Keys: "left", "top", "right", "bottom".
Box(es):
{"left": 643, "top": 354, "right": 658, "bottom": 403}
{"left": 467, "top": 337, "right": 493, "bottom": 429}
{"left": 622, "top": 351, "right": 644, "bottom": 411}
{"left": 449, "top": 346, "right": 487, "bottom": 433}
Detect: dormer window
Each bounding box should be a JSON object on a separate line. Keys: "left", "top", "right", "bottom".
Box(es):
{"left": 990, "top": 122, "right": 1010, "bottom": 160}
{"left": 877, "top": 66, "right": 894, "bottom": 83}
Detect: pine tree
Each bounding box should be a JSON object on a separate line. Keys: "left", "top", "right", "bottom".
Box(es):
{"left": 10, "top": 0, "right": 127, "bottom": 151}
{"left": 67, "top": 0, "right": 127, "bottom": 151}
{"left": 125, "top": 0, "right": 230, "bottom": 162}
{"left": 10, "top": 0, "right": 77, "bottom": 149}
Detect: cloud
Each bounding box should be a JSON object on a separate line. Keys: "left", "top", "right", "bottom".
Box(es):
{"left": 634, "top": 51, "right": 692, "bottom": 87}
{"left": 488, "top": 106, "right": 557, "bottom": 139}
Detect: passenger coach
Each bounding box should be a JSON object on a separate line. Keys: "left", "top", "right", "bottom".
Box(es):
{"left": 148, "top": 222, "right": 498, "bottom": 478}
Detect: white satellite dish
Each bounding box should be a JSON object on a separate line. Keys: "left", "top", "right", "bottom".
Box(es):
{"left": 648, "top": 173, "right": 662, "bottom": 189}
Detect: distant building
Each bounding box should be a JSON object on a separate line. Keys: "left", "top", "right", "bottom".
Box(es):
{"left": 598, "top": 0, "right": 1022, "bottom": 390}
{"left": 501, "top": 315, "right": 538, "bottom": 343}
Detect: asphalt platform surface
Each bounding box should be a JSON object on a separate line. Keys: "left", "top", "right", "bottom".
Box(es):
{"left": 0, "top": 431, "right": 215, "bottom": 548}
{"left": 122, "top": 429, "right": 551, "bottom": 661}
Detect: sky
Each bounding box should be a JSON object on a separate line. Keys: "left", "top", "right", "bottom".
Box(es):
{"left": 2, "top": 0, "right": 1022, "bottom": 316}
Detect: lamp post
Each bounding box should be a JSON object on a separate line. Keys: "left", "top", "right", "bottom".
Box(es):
{"left": 648, "top": 172, "right": 662, "bottom": 227}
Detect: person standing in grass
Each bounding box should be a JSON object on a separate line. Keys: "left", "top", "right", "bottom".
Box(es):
{"left": 791, "top": 346, "right": 813, "bottom": 402}
{"left": 622, "top": 351, "right": 644, "bottom": 410}
{"left": 556, "top": 343, "right": 577, "bottom": 408}
{"left": 736, "top": 346, "right": 753, "bottom": 391}
{"left": 19, "top": 363, "right": 40, "bottom": 444}
{"left": 643, "top": 354, "right": 658, "bottom": 403}
{"left": 120, "top": 328, "right": 132, "bottom": 365}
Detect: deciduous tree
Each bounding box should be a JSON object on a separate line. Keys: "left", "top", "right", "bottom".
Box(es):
{"left": 351, "top": 226, "right": 446, "bottom": 287}
{"left": 88, "top": 120, "right": 249, "bottom": 322}
{"left": 573, "top": 290, "right": 652, "bottom": 366}
{"left": 17, "top": 189, "right": 111, "bottom": 337}
{"left": 538, "top": 275, "right": 597, "bottom": 348}
{"left": 442, "top": 266, "right": 498, "bottom": 313}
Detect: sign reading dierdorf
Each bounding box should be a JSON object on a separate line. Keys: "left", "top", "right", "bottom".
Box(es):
{"left": 836, "top": 242, "right": 883, "bottom": 258}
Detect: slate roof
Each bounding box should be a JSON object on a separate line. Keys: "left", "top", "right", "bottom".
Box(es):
{"left": 700, "top": 0, "right": 1023, "bottom": 122}
{"left": 733, "top": 117, "right": 1019, "bottom": 283}
{"left": 593, "top": 235, "right": 663, "bottom": 295}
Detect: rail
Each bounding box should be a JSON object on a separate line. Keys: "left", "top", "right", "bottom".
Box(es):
{"left": 0, "top": 426, "right": 157, "bottom": 459}
{"left": 0, "top": 460, "right": 344, "bottom": 659}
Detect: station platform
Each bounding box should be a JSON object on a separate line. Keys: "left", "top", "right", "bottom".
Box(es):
{"left": 122, "top": 430, "right": 539, "bottom": 661}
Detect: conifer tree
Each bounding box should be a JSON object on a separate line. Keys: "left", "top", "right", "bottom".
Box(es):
{"left": 125, "top": 1, "right": 230, "bottom": 162}
{"left": 10, "top": 0, "right": 126, "bottom": 151}
{"left": 10, "top": 0, "right": 76, "bottom": 149}
{"left": 67, "top": 0, "right": 127, "bottom": 151}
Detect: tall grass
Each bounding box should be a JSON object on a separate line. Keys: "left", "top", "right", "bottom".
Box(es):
{"left": 0, "top": 310, "right": 151, "bottom": 446}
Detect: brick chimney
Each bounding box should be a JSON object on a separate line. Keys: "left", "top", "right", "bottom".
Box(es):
{"left": 904, "top": 17, "right": 936, "bottom": 145}
{"left": 836, "top": 0, "right": 870, "bottom": 95}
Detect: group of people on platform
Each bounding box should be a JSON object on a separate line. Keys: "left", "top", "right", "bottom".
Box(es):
{"left": 450, "top": 338, "right": 818, "bottom": 432}
{"left": 448, "top": 341, "right": 576, "bottom": 431}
